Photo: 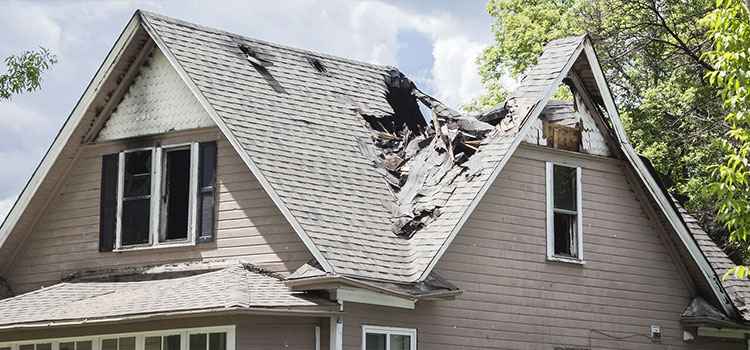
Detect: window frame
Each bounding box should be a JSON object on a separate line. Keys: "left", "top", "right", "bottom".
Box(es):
{"left": 361, "top": 325, "right": 417, "bottom": 350}
{"left": 0, "top": 326, "right": 236, "bottom": 350}
{"left": 114, "top": 142, "right": 200, "bottom": 251}
{"left": 545, "top": 161, "right": 584, "bottom": 264}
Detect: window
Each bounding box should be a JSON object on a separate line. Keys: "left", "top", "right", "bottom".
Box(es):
{"left": 546, "top": 162, "right": 583, "bottom": 262}
{"left": 0, "top": 327, "right": 234, "bottom": 350}
{"left": 115, "top": 143, "right": 199, "bottom": 249}
{"left": 362, "top": 326, "right": 416, "bottom": 350}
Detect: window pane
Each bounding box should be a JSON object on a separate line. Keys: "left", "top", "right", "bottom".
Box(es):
{"left": 208, "top": 333, "right": 226, "bottom": 350}
{"left": 36, "top": 344, "right": 51, "bottom": 350}
{"left": 145, "top": 337, "right": 162, "bottom": 350}
{"left": 0, "top": 347, "right": 11, "bottom": 350}
{"left": 60, "top": 343, "right": 75, "bottom": 350}
{"left": 101, "top": 339, "right": 117, "bottom": 350}
{"left": 19, "top": 345, "right": 34, "bottom": 350}
{"left": 124, "top": 151, "right": 152, "bottom": 197}
{"left": 553, "top": 165, "right": 577, "bottom": 211}
{"left": 121, "top": 198, "right": 150, "bottom": 245}
{"left": 554, "top": 212, "right": 577, "bottom": 257}
{"left": 390, "top": 335, "right": 411, "bottom": 350}
{"left": 190, "top": 334, "right": 207, "bottom": 350}
{"left": 164, "top": 335, "right": 180, "bottom": 350}
{"left": 365, "top": 333, "right": 386, "bottom": 350}
{"left": 76, "top": 341, "right": 92, "bottom": 350}
{"left": 163, "top": 148, "right": 191, "bottom": 241}
{"left": 119, "top": 337, "right": 136, "bottom": 350}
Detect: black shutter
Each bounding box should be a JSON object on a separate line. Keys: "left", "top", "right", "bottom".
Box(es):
{"left": 99, "top": 153, "right": 119, "bottom": 252}
{"left": 197, "top": 141, "right": 217, "bottom": 243}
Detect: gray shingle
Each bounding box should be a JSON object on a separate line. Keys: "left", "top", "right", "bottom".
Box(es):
{"left": 0, "top": 265, "right": 331, "bottom": 327}
{"left": 139, "top": 11, "right": 586, "bottom": 282}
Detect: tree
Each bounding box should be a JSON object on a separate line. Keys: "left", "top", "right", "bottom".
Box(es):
{"left": 0, "top": 47, "right": 57, "bottom": 100}
{"left": 473, "top": 0, "right": 735, "bottom": 258}
{"left": 703, "top": 0, "right": 750, "bottom": 277}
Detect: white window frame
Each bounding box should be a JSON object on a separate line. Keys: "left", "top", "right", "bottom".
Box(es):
{"left": 114, "top": 142, "right": 199, "bottom": 251}
{"left": 361, "top": 325, "right": 416, "bottom": 350}
{"left": 545, "top": 161, "right": 584, "bottom": 264}
{"left": 0, "top": 326, "right": 235, "bottom": 350}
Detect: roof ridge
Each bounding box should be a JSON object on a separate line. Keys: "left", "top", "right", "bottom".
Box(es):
{"left": 137, "top": 9, "right": 391, "bottom": 72}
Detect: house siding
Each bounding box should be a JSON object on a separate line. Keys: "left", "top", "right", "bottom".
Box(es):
{"left": 3, "top": 128, "right": 311, "bottom": 293}
{"left": 0, "top": 315, "right": 325, "bottom": 349}
{"left": 340, "top": 144, "right": 742, "bottom": 350}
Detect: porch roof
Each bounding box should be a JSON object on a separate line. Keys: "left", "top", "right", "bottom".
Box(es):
{"left": 0, "top": 264, "right": 335, "bottom": 330}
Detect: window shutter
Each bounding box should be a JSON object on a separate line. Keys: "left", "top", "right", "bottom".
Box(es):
{"left": 197, "top": 141, "right": 217, "bottom": 243}
{"left": 99, "top": 153, "right": 119, "bottom": 252}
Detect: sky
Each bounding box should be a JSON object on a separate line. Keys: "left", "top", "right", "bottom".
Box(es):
{"left": 0, "top": 0, "right": 495, "bottom": 222}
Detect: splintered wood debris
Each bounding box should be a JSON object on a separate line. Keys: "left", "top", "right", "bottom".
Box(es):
{"left": 357, "top": 69, "right": 506, "bottom": 238}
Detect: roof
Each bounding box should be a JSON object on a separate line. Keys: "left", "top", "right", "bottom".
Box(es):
{"left": 137, "top": 10, "right": 587, "bottom": 282}
{"left": 0, "top": 264, "right": 333, "bottom": 329}
{"left": 681, "top": 206, "right": 750, "bottom": 321}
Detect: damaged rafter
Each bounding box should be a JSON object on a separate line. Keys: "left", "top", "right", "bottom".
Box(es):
{"left": 358, "top": 69, "right": 501, "bottom": 238}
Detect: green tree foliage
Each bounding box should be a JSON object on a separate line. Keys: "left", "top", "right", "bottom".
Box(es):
{"left": 703, "top": 0, "right": 750, "bottom": 277}
{"left": 0, "top": 47, "right": 57, "bottom": 100}
{"left": 473, "top": 0, "right": 729, "bottom": 242}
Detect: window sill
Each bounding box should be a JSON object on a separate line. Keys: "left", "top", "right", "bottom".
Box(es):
{"left": 113, "top": 241, "right": 195, "bottom": 252}
{"left": 546, "top": 256, "right": 585, "bottom": 265}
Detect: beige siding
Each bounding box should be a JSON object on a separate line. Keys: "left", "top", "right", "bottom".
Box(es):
{"left": 340, "top": 144, "right": 740, "bottom": 350}
{"left": 0, "top": 314, "right": 325, "bottom": 350}
{"left": 4, "top": 129, "right": 311, "bottom": 293}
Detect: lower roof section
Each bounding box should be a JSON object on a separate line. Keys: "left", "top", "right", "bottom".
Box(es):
{"left": 0, "top": 264, "right": 336, "bottom": 330}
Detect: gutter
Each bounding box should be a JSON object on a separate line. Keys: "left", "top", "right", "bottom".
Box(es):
{"left": 285, "top": 275, "right": 462, "bottom": 301}
{"left": 0, "top": 306, "right": 340, "bottom": 332}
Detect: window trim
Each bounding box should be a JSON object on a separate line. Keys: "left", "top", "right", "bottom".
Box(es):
{"left": 114, "top": 142, "right": 200, "bottom": 251}
{"left": 545, "top": 161, "right": 584, "bottom": 264}
{"left": 361, "top": 325, "right": 416, "bottom": 350}
{"left": 0, "top": 326, "right": 236, "bottom": 350}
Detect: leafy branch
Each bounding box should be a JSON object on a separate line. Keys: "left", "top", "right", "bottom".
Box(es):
{"left": 0, "top": 47, "right": 57, "bottom": 100}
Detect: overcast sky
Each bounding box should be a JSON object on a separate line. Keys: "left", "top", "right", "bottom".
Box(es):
{"left": 0, "top": 0, "right": 494, "bottom": 221}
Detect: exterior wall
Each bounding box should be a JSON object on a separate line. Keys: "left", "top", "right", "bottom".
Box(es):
{"left": 0, "top": 314, "right": 325, "bottom": 349}
{"left": 4, "top": 128, "right": 311, "bottom": 293}
{"left": 339, "top": 144, "right": 742, "bottom": 350}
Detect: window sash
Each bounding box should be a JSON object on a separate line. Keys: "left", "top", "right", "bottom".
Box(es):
{"left": 362, "top": 325, "right": 416, "bottom": 350}
{"left": 0, "top": 326, "right": 235, "bottom": 350}
{"left": 545, "top": 161, "right": 583, "bottom": 262}
{"left": 115, "top": 143, "right": 200, "bottom": 250}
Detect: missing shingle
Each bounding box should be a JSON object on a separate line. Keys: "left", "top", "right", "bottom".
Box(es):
{"left": 238, "top": 44, "right": 273, "bottom": 67}
{"left": 306, "top": 56, "right": 327, "bottom": 74}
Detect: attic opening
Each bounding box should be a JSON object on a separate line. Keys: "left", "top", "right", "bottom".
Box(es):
{"left": 238, "top": 44, "right": 273, "bottom": 67}
{"left": 359, "top": 69, "right": 498, "bottom": 238}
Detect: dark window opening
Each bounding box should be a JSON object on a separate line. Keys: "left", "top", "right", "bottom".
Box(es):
{"left": 552, "top": 164, "right": 579, "bottom": 258}
{"left": 121, "top": 150, "right": 152, "bottom": 246}
{"left": 162, "top": 148, "right": 191, "bottom": 241}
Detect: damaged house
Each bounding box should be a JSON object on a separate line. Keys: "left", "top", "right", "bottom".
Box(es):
{"left": 3, "top": 10, "right": 750, "bottom": 350}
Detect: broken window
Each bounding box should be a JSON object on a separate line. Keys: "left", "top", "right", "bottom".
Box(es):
{"left": 161, "top": 147, "right": 191, "bottom": 241}
{"left": 111, "top": 142, "right": 216, "bottom": 250}
{"left": 546, "top": 162, "right": 583, "bottom": 261}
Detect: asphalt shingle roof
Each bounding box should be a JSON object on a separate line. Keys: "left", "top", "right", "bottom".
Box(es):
{"left": 0, "top": 265, "right": 330, "bottom": 328}
{"left": 680, "top": 206, "right": 750, "bottom": 321}
{"left": 139, "top": 11, "right": 587, "bottom": 282}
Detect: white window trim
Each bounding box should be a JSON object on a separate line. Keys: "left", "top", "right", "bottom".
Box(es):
{"left": 545, "top": 161, "right": 584, "bottom": 264}
{"left": 114, "top": 142, "right": 199, "bottom": 251}
{"left": 0, "top": 326, "right": 236, "bottom": 350}
{"left": 361, "top": 325, "right": 416, "bottom": 350}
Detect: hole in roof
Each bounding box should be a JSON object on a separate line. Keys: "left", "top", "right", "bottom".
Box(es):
{"left": 238, "top": 44, "right": 273, "bottom": 67}
{"left": 306, "top": 56, "right": 327, "bottom": 74}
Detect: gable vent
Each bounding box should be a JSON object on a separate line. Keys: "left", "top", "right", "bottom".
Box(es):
{"left": 238, "top": 44, "right": 273, "bottom": 67}
{"left": 306, "top": 56, "right": 327, "bottom": 74}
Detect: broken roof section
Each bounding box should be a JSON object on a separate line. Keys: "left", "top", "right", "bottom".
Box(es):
{"left": 138, "top": 10, "right": 587, "bottom": 282}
